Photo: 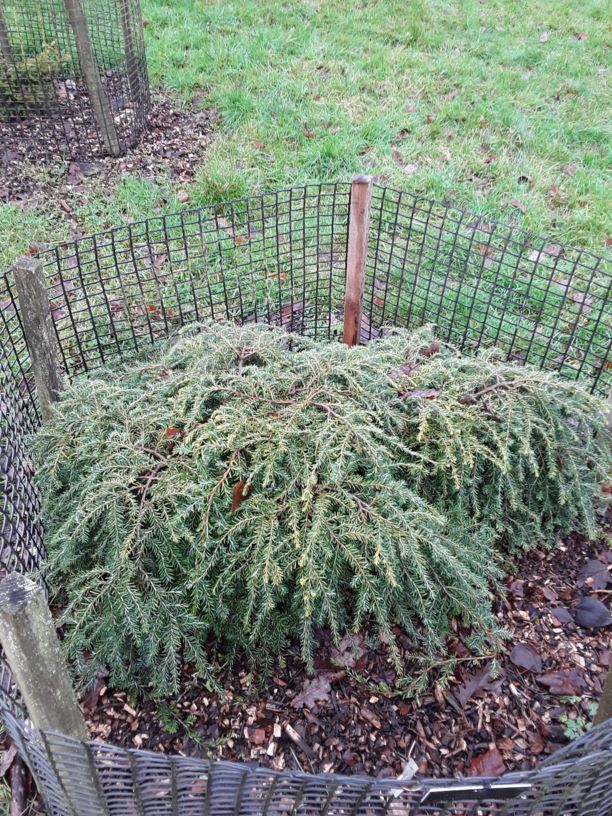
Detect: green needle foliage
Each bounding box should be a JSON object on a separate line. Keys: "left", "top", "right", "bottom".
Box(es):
{"left": 33, "top": 323, "right": 610, "bottom": 696}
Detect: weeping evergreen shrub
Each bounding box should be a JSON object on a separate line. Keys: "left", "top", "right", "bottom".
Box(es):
{"left": 33, "top": 323, "right": 610, "bottom": 695}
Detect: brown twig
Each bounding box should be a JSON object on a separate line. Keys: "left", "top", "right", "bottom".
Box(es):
{"left": 9, "top": 755, "right": 27, "bottom": 816}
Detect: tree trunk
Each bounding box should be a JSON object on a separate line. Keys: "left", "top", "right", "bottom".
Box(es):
{"left": 62, "top": 0, "right": 121, "bottom": 156}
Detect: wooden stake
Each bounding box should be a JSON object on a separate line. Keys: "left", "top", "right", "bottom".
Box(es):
{"left": 343, "top": 175, "right": 373, "bottom": 347}
{"left": 0, "top": 574, "right": 86, "bottom": 739}
{"left": 9, "top": 756, "right": 27, "bottom": 816}
{"left": 13, "top": 256, "right": 63, "bottom": 421}
{"left": 594, "top": 668, "right": 612, "bottom": 726}
{"left": 0, "top": 9, "right": 14, "bottom": 65}
{"left": 0, "top": 575, "right": 110, "bottom": 816}
{"left": 63, "top": 0, "right": 121, "bottom": 157}
{"left": 118, "top": 0, "right": 136, "bottom": 89}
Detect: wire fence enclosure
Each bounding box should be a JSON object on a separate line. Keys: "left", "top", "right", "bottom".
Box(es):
{"left": 2, "top": 708, "right": 612, "bottom": 816}
{"left": 0, "top": 0, "right": 149, "bottom": 157}
{"left": 0, "top": 180, "right": 610, "bottom": 814}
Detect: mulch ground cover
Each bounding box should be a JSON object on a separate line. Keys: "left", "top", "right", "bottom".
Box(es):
{"left": 80, "top": 524, "right": 611, "bottom": 780}
{"left": 0, "top": 94, "right": 217, "bottom": 207}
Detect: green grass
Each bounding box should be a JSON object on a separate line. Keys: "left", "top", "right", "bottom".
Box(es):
{"left": 0, "top": 0, "right": 610, "bottom": 271}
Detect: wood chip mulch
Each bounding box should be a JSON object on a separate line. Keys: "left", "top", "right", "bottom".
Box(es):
{"left": 82, "top": 527, "right": 611, "bottom": 780}
{"left": 0, "top": 95, "right": 218, "bottom": 207}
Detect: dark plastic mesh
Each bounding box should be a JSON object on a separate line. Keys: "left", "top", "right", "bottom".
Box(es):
{"left": 0, "top": 0, "right": 149, "bottom": 157}
{"left": 365, "top": 187, "right": 611, "bottom": 394}
{"left": 0, "top": 182, "right": 610, "bottom": 810}
{"left": 3, "top": 710, "right": 612, "bottom": 816}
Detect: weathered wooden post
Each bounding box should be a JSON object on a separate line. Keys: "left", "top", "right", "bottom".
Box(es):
{"left": 63, "top": 0, "right": 121, "bottom": 157}
{"left": 0, "top": 8, "right": 14, "bottom": 65}
{"left": 343, "top": 174, "right": 373, "bottom": 347}
{"left": 594, "top": 668, "right": 612, "bottom": 725}
{"left": 13, "top": 255, "right": 63, "bottom": 421}
{"left": 0, "top": 574, "right": 86, "bottom": 738}
{"left": 0, "top": 574, "right": 108, "bottom": 816}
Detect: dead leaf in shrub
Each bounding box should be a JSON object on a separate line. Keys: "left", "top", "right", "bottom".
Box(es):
{"left": 574, "top": 31, "right": 587, "bottom": 41}
{"left": 421, "top": 341, "right": 441, "bottom": 357}
{"left": 390, "top": 362, "right": 420, "bottom": 380}
{"left": 539, "top": 31, "right": 551, "bottom": 43}
{"left": 231, "top": 480, "right": 252, "bottom": 512}
{"left": 537, "top": 670, "right": 583, "bottom": 695}
{"left": 402, "top": 388, "right": 440, "bottom": 400}
{"left": 562, "top": 163, "right": 577, "bottom": 176}
{"left": 510, "top": 643, "right": 542, "bottom": 673}
{"left": 291, "top": 676, "right": 332, "bottom": 709}
{"left": 468, "top": 747, "right": 505, "bottom": 776}
{"left": 543, "top": 244, "right": 563, "bottom": 257}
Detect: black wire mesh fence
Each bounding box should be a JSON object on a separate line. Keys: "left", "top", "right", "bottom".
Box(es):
{"left": 3, "top": 709, "right": 612, "bottom": 816}
{"left": 0, "top": 180, "right": 610, "bottom": 813}
{"left": 0, "top": 0, "right": 149, "bottom": 158}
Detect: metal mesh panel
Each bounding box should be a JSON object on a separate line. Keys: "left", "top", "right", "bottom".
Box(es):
{"left": 3, "top": 711, "right": 612, "bottom": 816}
{"left": 366, "top": 186, "right": 611, "bottom": 394}
{"left": 0, "top": 0, "right": 149, "bottom": 157}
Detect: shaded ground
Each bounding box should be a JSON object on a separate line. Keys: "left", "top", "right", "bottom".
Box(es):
{"left": 0, "top": 96, "right": 217, "bottom": 208}
{"left": 83, "top": 528, "right": 611, "bottom": 779}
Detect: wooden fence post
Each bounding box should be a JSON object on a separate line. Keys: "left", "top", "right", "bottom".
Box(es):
{"left": 343, "top": 175, "right": 373, "bottom": 347}
{"left": 0, "top": 574, "right": 109, "bottom": 816}
{"left": 594, "top": 668, "right": 612, "bottom": 726}
{"left": 13, "top": 256, "right": 63, "bottom": 421}
{"left": 63, "top": 0, "right": 121, "bottom": 157}
{"left": 0, "top": 574, "right": 86, "bottom": 738}
{"left": 0, "top": 9, "right": 14, "bottom": 65}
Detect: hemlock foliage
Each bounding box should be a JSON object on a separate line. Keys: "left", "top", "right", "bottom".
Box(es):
{"left": 34, "top": 323, "right": 610, "bottom": 695}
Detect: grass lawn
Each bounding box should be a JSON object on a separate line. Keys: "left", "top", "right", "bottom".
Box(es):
{"left": 0, "top": 0, "right": 610, "bottom": 271}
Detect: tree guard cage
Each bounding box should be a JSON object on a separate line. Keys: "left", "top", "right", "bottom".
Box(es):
{"left": 0, "top": 181, "right": 610, "bottom": 814}
{"left": 0, "top": 0, "right": 149, "bottom": 157}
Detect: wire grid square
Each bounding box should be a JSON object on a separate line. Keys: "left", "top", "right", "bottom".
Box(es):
{"left": 365, "top": 185, "right": 611, "bottom": 394}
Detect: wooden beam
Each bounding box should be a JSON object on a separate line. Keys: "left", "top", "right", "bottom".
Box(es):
{"left": 63, "top": 0, "right": 121, "bottom": 157}
{"left": 0, "top": 574, "right": 110, "bottom": 816}
{"left": 13, "top": 256, "right": 63, "bottom": 421}
{"left": 343, "top": 175, "right": 373, "bottom": 347}
{"left": 0, "top": 9, "right": 14, "bottom": 66}
{"left": 0, "top": 574, "right": 86, "bottom": 739}
{"left": 594, "top": 668, "right": 612, "bottom": 726}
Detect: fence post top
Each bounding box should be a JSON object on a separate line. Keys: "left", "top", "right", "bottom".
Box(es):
{"left": 0, "top": 573, "right": 41, "bottom": 616}
{"left": 351, "top": 174, "right": 373, "bottom": 186}
{"left": 12, "top": 255, "right": 42, "bottom": 274}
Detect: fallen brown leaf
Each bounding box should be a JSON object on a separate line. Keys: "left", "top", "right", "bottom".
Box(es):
{"left": 468, "top": 746, "right": 506, "bottom": 776}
